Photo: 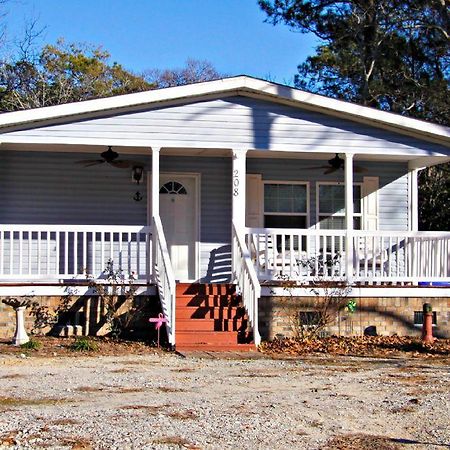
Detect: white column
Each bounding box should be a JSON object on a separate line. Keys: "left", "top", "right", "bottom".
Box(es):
{"left": 232, "top": 149, "right": 247, "bottom": 229}
{"left": 345, "top": 153, "right": 354, "bottom": 282}
{"left": 151, "top": 147, "right": 160, "bottom": 220}
{"left": 151, "top": 147, "right": 160, "bottom": 283}
{"left": 409, "top": 168, "right": 419, "bottom": 231}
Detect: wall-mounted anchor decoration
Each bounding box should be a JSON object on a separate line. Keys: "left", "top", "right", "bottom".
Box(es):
{"left": 132, "top": 165, "right": 144, "bottom": 202}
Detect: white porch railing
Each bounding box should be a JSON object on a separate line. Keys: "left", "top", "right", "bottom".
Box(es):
{"left": 247, "top": 227, "right": 450, "bottom": 284}
{"left": 354, "top": 231, "right": 450, "bottom": 283}
{"left": 232, "top": 222, "right": 261, "bottom": 345}
{"left": 0, "top": 225, "right": 152, "bottom": 280}
{"left": 152, "top": 216, "right": 176, "bottom": 346}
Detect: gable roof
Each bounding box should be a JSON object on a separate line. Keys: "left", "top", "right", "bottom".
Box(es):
{"left": 0, "top": 75, "right": 449, "bottom": 147}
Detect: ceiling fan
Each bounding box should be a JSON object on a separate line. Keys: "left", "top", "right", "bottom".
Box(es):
{"left": 309, "top": 154, "right": 368, "bottom": 174}
{"left": 76, "top": 146, "right": 134, "bottom": 169}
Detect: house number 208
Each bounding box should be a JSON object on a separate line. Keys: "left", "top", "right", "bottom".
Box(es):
{"left": 233, "top": 169, "right": 239, "bottom": 196}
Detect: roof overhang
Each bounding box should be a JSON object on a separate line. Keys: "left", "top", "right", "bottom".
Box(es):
{"left": 0, "top": 76, "right": 449, "bottom": 149}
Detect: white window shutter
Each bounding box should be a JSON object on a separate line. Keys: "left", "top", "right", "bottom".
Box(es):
{"left": 246, "top": 174, "right": 263, "bottom": 227}
{"left": 362, "top": 176, "right": 379, "bottom": 230}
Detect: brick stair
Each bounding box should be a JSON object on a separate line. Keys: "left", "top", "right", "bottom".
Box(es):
{"left": 175, "top": 283, "right": 255, "bottom": 352}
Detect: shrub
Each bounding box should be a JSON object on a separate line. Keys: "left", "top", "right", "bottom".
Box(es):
{"left": 20, "top": 339, "right": 42, "bottom": 350}
{"left": 70, "top": 337, "right": 98, "bottom": 352}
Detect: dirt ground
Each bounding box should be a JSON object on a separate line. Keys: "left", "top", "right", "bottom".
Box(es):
{"left": 0, "top": 338, "right": 449, "bottom": 449}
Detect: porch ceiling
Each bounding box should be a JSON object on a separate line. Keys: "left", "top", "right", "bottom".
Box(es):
{"left": 2, "top": 142, "right": 447, "bottom": 167}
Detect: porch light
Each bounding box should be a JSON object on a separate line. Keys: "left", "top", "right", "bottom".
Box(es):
{"left": 132, "top": 165, "right": 144, "bottom": 185}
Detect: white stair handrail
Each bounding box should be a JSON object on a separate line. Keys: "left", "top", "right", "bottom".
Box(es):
{"left": 152, "top": 215, "right": 176, "bottom": 346}
{"left": 232, "top": 222, "right": 261, "bottom": 346}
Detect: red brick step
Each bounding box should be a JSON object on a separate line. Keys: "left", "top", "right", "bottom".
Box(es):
{"left": 174, "top": 283, "right": 253, "bottom": 351}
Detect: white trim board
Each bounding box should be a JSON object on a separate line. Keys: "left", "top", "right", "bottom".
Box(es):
{"left": 263, "top": 286, "right": 450, "bottom": 298}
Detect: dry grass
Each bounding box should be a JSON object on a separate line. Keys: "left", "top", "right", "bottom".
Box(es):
{"left": 120, "top": 404, "right": 171, "bottom": 414}
{"left": 114, "top": 387, "right": 146, "bottom": 393}
{"left": 50, "top": 418, "right": 80, "bottom": 426}
{"left": 59, "top": 436, "right": 93, "bottom": 449}
{"left": 109, "top": 368, "right": 130, "bottom": 373}
{"left": 170, "top": 367, "right": 196, "bottom": 373}
{"left": 235, "top": 372, "right": 280, "bottom": 378}
{"left": 387, "top": 374, "right": 428, "bottom": 384}
{"left": 0, "top": 373, "right": 27, "bottom": 379}
{"left": 158, "top": 386, "right": 186, "bottom": 393}
{"left": 75, "top": 386, "right": 104, "bottom": 393}
{"left": 0, "top": 396, "right": 67, "bottom": 408}
{"left": 167, "top": 410, "right": 197, "bottom": 420}
{"left": 152, "top": 436, "right": 200, "bottom": 448}
{"left": 0, "top": 430, "right": 18, "bottom": 446}
{"left": 323, "top": 433, "right": 401, "bottom": 450}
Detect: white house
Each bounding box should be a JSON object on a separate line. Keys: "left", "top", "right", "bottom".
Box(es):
{"left": 0, "top": 76, "right": 449, "bottom": 349}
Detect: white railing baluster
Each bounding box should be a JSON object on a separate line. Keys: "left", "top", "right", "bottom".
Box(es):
{"left": 37, "top": 231, "right": 41, "bottom": 275}
{"left": 73, "top": 231, "right": 78, "bottom": 276}
{"left": 83, "top": 231, "right": 87, "bottom": 274}
{"left": 56, "top": 231, "right": 60, "bottom": 276}
{"left": 0, "top": 231, "right": 3, "bottom": 275}
{"left": 64, "top": 231, "right": 69, "bottom": 275}
{"left": 101, "top": 232, "right": 105, "bottom": 271}
{"left": 46, "top": 231, "right": 50, "bottom": 275}
{"left": 19, "top": 231, "right": 23, "bottom": 275}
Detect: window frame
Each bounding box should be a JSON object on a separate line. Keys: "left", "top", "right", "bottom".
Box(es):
{"left": 316, "top": 181, "right": 363, "bottom": 230}
{"left": 263, "top": 180, "right": 310, "bottom": 229}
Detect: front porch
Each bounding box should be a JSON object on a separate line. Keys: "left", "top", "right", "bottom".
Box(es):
{"left": 1, "top": 77, "right": 449, "bottom": 348}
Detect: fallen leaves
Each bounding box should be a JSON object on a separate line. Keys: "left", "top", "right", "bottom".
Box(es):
{"left": 260, "top": 336, "right": 450, "bottom": 358}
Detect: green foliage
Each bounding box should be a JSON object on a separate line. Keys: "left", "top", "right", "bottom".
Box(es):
{"left": 20, "top": 338, "right": 42, "bottom": 350}
{"left": 259, "top": 0, "right": 449, "bottom": 121}
{"left": 418, "top": 163, "right": 450, "bottom": 231}
{"left": 0, "top": 39, "right": 154, "bottom": 111}
{"left": 70, "top": 337, "right": 98, "bottom": 352}
{"left": 259, "top": 0, "right": 449, "bottom": 229}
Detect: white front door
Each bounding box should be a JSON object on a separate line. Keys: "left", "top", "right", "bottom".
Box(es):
{"left": 159, "top": 174, "right": 197, "bottom": 280}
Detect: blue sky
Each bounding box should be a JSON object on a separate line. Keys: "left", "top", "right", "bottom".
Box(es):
{"left": 6, "top": 0, "right": 318, "bottom": 84}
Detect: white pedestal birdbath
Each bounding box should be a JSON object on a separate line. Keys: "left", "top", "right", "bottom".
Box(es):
{"left": 2, "top": 298, "right": 31, "bottom": 346}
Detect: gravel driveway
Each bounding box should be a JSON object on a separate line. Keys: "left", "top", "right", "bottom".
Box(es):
{"left": 0, "top": 352, "right": 449, "bottom": 449}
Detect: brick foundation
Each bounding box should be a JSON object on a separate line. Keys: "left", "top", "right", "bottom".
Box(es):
{"left": 259, "top": 296, "right": 450, "bottom": 340}
{"left": 0, "top": 295, "right": 161, "bottom": 341}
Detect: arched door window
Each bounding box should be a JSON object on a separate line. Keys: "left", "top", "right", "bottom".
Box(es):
{"left": 159, "top": 181, "right": 187, "bottom": 195}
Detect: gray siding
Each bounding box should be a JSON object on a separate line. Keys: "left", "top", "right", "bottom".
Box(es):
{"left": 0, "top": 151, "right": 149, "bottom": 225}
{"left": 247, "top": 159, "right": 409, "bottom": 231}
{"left": 4, "top": 96, "right": 446, "bottom": 156}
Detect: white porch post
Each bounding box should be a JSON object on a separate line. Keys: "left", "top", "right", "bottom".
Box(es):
{"left": 409, "top": 168, "right": 419, "bottom": 231}
{"left": 151, "top": 147, "right": 160, "bottom": 219}
{"left": 151, "top": 147, "right": 160, "bottom": 282}
{"left": 231, "top": 148, "right": 247, "bottom": 277}
{"left": 345, "top": 153, "right": 354, "bottom": 282}
{"left": 232, "top": 149, "right": 247, "bottom": 229}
